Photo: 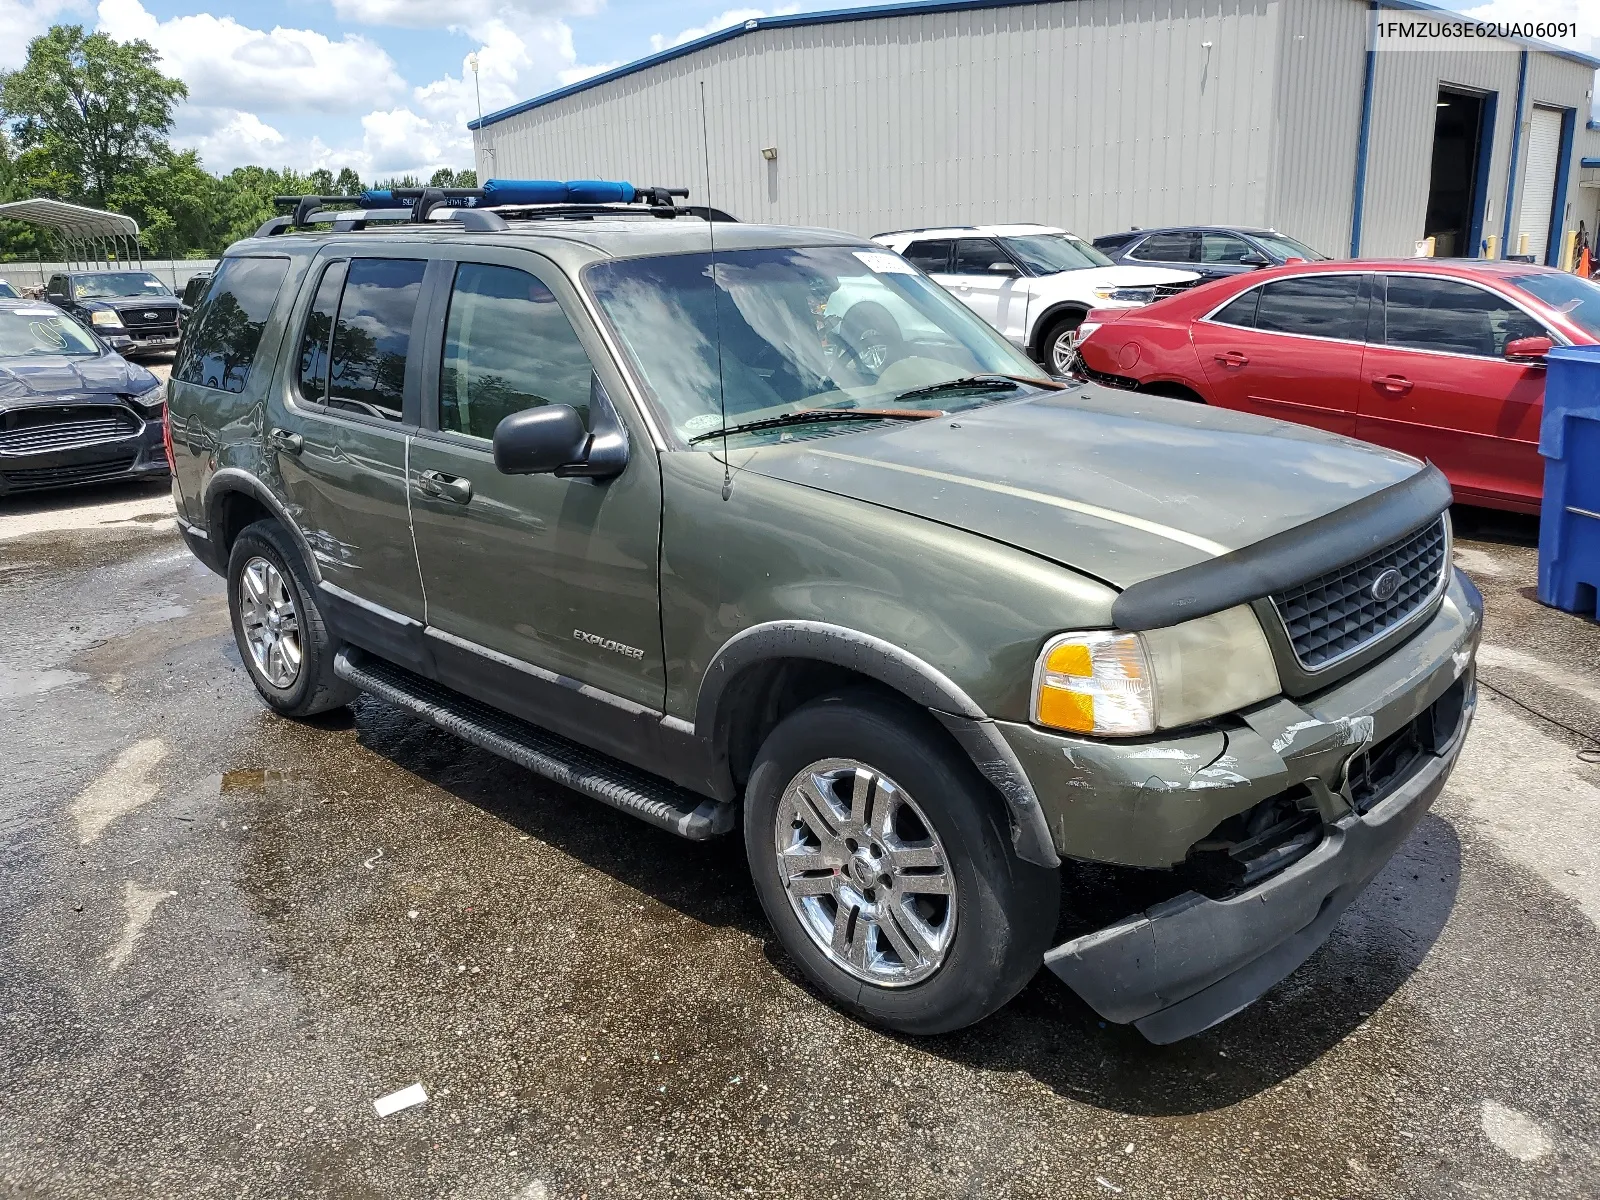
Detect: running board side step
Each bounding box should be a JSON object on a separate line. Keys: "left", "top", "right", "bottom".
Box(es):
{"left": 333, "top": 648, "right": 734, "bottom": 840}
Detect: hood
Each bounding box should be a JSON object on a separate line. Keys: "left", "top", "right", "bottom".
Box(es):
{"left": 738, "top": 388, "right": 1424, "bottom": 588}
{"left": 98, "top": 296, "right": 178, "bottom": 311}
{"left": 1044, "top": 265, "right": 1200, "bottom": 292}
{"left": 0, "top": 353, "right": 159, "bottom": 407}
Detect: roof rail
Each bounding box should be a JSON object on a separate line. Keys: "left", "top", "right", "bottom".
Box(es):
{"left": 256, "top": 179, "right": 719, "bottom": 238}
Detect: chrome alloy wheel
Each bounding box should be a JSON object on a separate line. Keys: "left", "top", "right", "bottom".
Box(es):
{"left": 238, "top": 555, "right": 302, "bottom": 689}
{"left": 1050, "top": 330, "right": 1079, "bottom": 376}
{"left": 774, "top": 759, "right": 957, "bottom": 987}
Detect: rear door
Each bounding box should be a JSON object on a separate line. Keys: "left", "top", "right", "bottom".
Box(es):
{"left": 1191, "top": 273, "right": 1368, "bottom": 435}
{"left": 270, "top": 250, "right": 433, "bottom": 665}
{"left": 937, "top": 237, "right": 1029, "bottom": 345}
{"left": 1128, "top": 231, "right": 1202, "bottom": 275}
{"left": 405, "top": 248, "right": 665, "bottom": 759}
{"left": 1357, "top": 273, "right": 1549, "bottom": 508}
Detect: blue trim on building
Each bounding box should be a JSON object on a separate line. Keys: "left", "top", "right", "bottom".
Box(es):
{"left": 1502, "top": 50, "right": 1528, "bottom": 250}
{"left": 1546, "top": 107, "right": 1576, "bottom": 266}
{"left": 1350, "top": 3, "right": 1380, "bottom": 258}
{"left": 470, "top": 0, "right": 1600, "bottom": 131}
{"left": 1468, "top": 90, "right": 1497, "bottom": 257}
{"left": 1583, "top": 157, "right": 1600, "bottom": 168}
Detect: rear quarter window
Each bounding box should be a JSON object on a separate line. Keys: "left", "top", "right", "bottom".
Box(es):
{"left": 174, "top": 256, "right": 290, "bottom": 393}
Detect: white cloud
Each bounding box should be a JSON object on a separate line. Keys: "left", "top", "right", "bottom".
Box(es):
{"left": 557, "top": 59, "right": 621, "bottom": 86}
{"left": 648, "top": 5, "right": 799, "bottom": 54}
{"left": 329, "top": 0, "right": 599, "bottom": 30}
{"left": 0, "top": 0, "right": 90, "bottom": 70}
{"left": 96, "top": 0, "right": 404, "bottom": 114}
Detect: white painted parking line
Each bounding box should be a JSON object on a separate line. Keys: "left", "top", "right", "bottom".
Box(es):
{"left": 107, "top": 881, "right": 175, "bottom": 971}
{"left": 71, "top": 738, "right": 168, "bottom": 844}
{"left": 1444, "top": 698, "right": 1600, "bottom": 929}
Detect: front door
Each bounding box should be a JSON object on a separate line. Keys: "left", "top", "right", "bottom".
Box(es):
{"left": 1191, "top": 273, "right": 1369, "bottom": 436}
{"left": 1356, "top": 273, "right": 1548, "bottom": 509}
{"left": 270, "top": 251, "right": 433, "bottom": 663}
{"left": 936, "top": 238, "right": 1030, "bottom": 345}
{"left": 406, "top": 250, "right": 665, "bottom": 760}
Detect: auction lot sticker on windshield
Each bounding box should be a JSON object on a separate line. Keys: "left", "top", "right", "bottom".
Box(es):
{"left": 853, "top": 250, "right": 915, "bottom": 275}
{"left": 15, "top": 307, "right": 58, "bottom": 316}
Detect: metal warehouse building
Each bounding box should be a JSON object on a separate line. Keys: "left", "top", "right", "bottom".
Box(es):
{"left": 470, "top": 0, "right": 1600, "bottom": 265}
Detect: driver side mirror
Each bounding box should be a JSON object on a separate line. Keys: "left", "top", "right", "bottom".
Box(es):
{"left": 1504, "top": 335, "right": 1553, "bottom": 364}
{"left": 492, "top": 373, "right": 630, "bottom": 480}
{"left": 1238, "top": 252, "right": 1270, "bottom": 266}
{"left": 987, "top": 261, "right": 1020, "bottom": 275}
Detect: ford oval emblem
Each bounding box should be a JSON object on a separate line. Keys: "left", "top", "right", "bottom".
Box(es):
{"left": 144, "top": 311, "right": 159, "bottom": 320}
{"left": 1370, "top": 568, "right": 1403, "bottom": 602}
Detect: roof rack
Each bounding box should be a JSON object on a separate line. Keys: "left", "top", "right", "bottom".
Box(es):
{"left": 255, "top": 179, "right": 720, "bottom": 238}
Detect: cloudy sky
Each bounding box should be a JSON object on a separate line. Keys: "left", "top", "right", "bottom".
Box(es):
{"left": 0, "top": 0, "right": 1592, "bottom": 181}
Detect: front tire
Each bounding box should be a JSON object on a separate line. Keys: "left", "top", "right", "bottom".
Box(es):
{"left": 744, "top": 691, "right": 1059, "bottom": 1035}
{"left": 227, "top": 519, "right": 356, "bottom": 718}
{"left": 1039, "top": 312, "right": 1085, "bottom": 376}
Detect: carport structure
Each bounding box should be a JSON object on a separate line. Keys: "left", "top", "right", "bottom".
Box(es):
{"left": 0, "top": 198, "right": 143, "bottom": 273}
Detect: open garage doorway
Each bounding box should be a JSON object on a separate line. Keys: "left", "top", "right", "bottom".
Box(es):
{"left": 1425, "top": 87, "right": 1494, "bottom": 258}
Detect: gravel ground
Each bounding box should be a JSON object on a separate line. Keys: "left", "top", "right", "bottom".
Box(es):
{"left": 1, "top": 469, "right": 1597, "bottom": 1199}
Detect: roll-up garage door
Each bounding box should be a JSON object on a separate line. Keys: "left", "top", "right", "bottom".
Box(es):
{"left": 1517, "top": 106, "right": 1563, "bottom": 263}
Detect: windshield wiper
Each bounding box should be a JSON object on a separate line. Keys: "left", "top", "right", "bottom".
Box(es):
{"left": 893, "top": 374, "right": 1042, "bottom": 402}
{"left": 687, "top": 406, "right": 944, "bottom": 444}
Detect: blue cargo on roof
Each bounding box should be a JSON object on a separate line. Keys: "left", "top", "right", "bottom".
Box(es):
{"left": 482, "top": 180, "right": 637, "bottom": 205}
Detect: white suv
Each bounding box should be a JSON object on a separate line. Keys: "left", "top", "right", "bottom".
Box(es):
{"left": 873, "top": 224, "right": 1201, "bottom": 374}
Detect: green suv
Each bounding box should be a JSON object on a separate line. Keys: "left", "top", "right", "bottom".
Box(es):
{"left": 167, "top": 184, "right": 1481, "bottom": 1043}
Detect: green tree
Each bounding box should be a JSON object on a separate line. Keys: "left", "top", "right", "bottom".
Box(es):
{"left": 335, "top": 167, "right": 363, "bottom": 195}
{"left": 0, "top": 25, "right": 187, "bottom": 209}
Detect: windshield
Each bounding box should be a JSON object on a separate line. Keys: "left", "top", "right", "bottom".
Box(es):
{"left": 1508, "top": 271, "right": 1600, "bottom": 339}
{"left": 1252, "top": 233, "right": 1328, "bottom": 262}
{"left": 0, "top": 282, "right": 16, "bottom": 299}
{"left": 72, "top": 272, "right": 171, "bottom": 299}
{"left": 1002, "top": 233, "right": 1114, "bottom": 273}
{"left": 0, "top": 306, "right": 102, "bottom": 357}
{"left": 585, "top": 245, "right": 1048, "bottom": 445}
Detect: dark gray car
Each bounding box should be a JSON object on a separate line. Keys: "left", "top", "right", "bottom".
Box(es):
{"left": 1093, "top": 226, "right": 1330, "bottom": 281}
{"left": 166, "top": 188, "right": 1479, "bottom": 1044}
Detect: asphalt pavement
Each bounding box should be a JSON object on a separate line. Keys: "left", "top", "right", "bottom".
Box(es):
{"left": 2, "top": 457, "right": 1598, "bottom": 1198}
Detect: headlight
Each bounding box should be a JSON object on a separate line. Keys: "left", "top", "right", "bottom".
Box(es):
{"left": 129, "top": 379, "right": 165, "bottom": 412}
{"left": 89, "top": 310, "right": 124, "bottom": 328}
{"left": 1092, "top": 286, "right": 1156, "bottom": 303}
{"left": 1032, "top": 606, "right": 1280, "bottom": 736}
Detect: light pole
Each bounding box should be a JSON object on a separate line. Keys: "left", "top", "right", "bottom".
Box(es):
{"left": 468, "top": 53, "right": 484, "bottom": 181}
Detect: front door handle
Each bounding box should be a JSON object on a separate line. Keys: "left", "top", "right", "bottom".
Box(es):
{"left": 268, "top": 427, "right": 303, "bottom": 454}
{"left": 1375, "top": 374, "right": 1413, "bottom": 396}
{"left": 1213, "top": 351, "right": 1249, "bottom": 367}
{"left": 417, "top": 469, "right": 472, "bottom": 504}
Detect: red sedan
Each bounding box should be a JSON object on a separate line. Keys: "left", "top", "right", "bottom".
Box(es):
{"left": 1075, "top": 259, "right": 1600, "bottom": 513}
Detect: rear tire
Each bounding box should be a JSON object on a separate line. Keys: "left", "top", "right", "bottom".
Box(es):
{"left": 1039, "top": 312, "right": 1085, "bottom": 376}
{"left": 227, "top": 519, "right": 356, "bottom": 718}
{"left": 744, "top": 690, "right": 1060, "bottom": 1035}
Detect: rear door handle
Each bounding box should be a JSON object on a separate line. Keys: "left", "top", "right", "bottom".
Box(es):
{"left": 417, "top": 469, "right": 472, "bottom": 504}
{"left": 1376, "top": 374, "right": 1413, "bottom": 395}
{"left": 1213, "top": 351, "right": 1249, "bottom": 367}
{"left": 267, "top": 427, "right": 302, "bottom": 453}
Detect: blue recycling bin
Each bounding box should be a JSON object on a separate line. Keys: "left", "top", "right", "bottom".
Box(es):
{"left": 1537, "top": 345, "right": 1600, "bottom": 616}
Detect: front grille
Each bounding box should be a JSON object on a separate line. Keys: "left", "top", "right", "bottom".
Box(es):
{"left": 1154, "top": 279, "right": 1202, "bottom": 300}
{"left": 120, "top": 306, "right": 179, "bottom": 328}
{"left": 1271, "top": 517, "right": 1448, "bottom": 671}
{"left": 1, "top": 456, "right": 138, "bottom": 491}
{"left": 0, "top": 406, "right": 140, "bottom": 456}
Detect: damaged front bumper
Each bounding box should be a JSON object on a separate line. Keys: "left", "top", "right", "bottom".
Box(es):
{"left": 999, "top": 568, "right": 1483, "bottom": 1043}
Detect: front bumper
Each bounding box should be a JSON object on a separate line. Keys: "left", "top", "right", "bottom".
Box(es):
{"left": 0, "top": 412, "right": 168, "bottom": 495}
{"left": 1001, "top": 568, "right": 1483, "bottom": 1041}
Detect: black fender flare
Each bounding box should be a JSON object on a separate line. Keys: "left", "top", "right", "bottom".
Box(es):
{"left": 203, "top": 468, "right": 323, "bottom": 584}
{"left": 1028, "top": 302, "right": 1090, "bottom": 357}
{"left": 695, "top": 620, "right": 1060, "bottom": 867}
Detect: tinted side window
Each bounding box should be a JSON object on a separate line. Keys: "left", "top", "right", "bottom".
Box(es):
{"left": 1201, "top": 233, "right": 1255, "bottom": 264}
{"left": 1212, "top": 287, "right": 1261, "bottom": 328}
{"left": 296, "top": 260, "right": 347, "bottom": 404}
{"left": 1383, "top": 276, "right": 1546, "bottom": 358}
{"left": 439, "top": 263, "right": 595, "bottom": 440}
{"left": 327, "top": 258, "right": 425, "bottom": 421}
{"left": 173, "top": 256, "right": 290, "bottom": 393}
{"left": 951, "top": 238, "right": 1007, "bottom": 274}
{"left": 901, "top": 240, "right": 951, "bottom": 273}
{"left": 1254, "top": 275, "right": 1364, "bottom": 341}
{"left": 1131, "top": 232, "right": 1199, "bottom": 263}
